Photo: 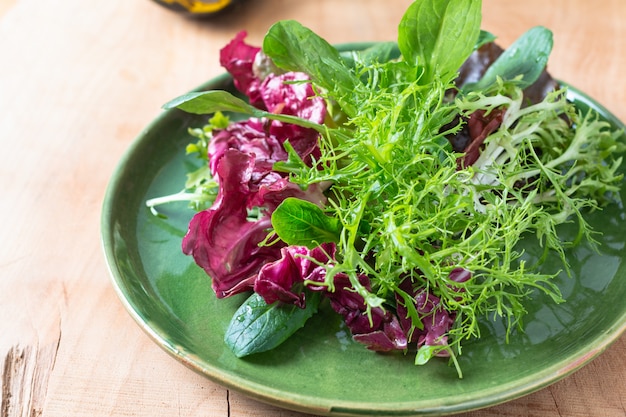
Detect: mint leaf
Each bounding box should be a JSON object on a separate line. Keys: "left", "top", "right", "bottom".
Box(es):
{"left": 271, "top": 197, "right": 342, "bottom": 248}
{"left": 224, "top": 291, "right": 321, "bottom": 357}
{"left": 463, "top": 26, "right": 553, "bottom": 92}
{"left": 398, "top": 0, "right": 482, "bottom": 83}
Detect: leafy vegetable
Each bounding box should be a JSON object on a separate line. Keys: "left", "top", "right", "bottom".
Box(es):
{"left": 150, "top": 0, "right": 625, "bottom": 375}
{"left": 398, "top": 0, "right": 482, "bottom": 84}
{"left": 224, "top": 291, "right": 321, "bottom": 357}
{"left": 463, "top": 26, "right": 553, "bottom": 92}
{"left": 272, "top": 197, "right": 342, "bottom": 248}
{"left": 262, "top": 20, "right": 361, "bottom": 116}
{"left": 146, "top": 112, "right": 227, "bottom": 216}
{"left": 475, "top": 30, "right": 496, "bottom": 50}
{"left": 163, "top": 90, "right": 328, "bottom": 134}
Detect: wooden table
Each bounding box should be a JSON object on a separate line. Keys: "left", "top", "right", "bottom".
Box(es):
{"left": 1, "top": 0, "right": 625, "bottom": 415}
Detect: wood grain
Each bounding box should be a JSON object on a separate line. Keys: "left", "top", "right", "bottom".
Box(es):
{"left": 0, "top": 0, "right": 624, "bottom": 416}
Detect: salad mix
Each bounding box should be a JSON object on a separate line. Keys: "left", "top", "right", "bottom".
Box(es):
{"left": 148, "top": 0, "right": 624, "bottom": 376}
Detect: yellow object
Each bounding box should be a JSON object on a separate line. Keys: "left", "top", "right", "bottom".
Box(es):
{"left": 157, "top": 0, "right": 232, "bottom": 14}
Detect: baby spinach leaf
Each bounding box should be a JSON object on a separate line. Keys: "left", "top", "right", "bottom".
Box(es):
{"left": 398, "top": 0, "right": 482, "bottom": 84}
{"left": 271, "top": 197, "right": 342, "bottom": 248}
{"left": 262, "top": 20, "right": 361, "bottom": 116}
{"left": 463, "top": 26, "right": 553, "bottom": 92}
{"left": 224, "top": 291, "right": 321, "bottom": 357}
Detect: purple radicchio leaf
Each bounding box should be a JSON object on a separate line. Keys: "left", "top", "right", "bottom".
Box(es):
{"left": 254, "top": 243, "right": 334, "bottom": 308}
{"left": 249, "top": 176, "right": 327, "bottom": 213}
{"left": 185, "top": 34, "right": 330, "bottom": 302}
{"left": 259, "top": 72, "right": 327, "bottom": 163}
{"left": 207, "top": 119, "right": 327, "bottom": 212}
{"left": 254, "top": 243, "right": 408, "bottom": 351}
{"left": 219, "top": 31, "right": 264, "bottom": 108}
{"left": 219, "top": 33, "right": 327, "bottom": 166}
{"left": 182, "top": 149, "right": 285, "bottom": 298}
{"left": 396, "top": 276, "right": 465, "bottom": 357}
{"left": 308, "top": 272, "right": 408, "bottom": 352}
{"left": 208, "top": 119, "right": 288, "bottom": 178}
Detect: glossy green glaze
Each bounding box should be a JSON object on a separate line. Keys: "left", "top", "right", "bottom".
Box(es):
{"left": 101, "top": 53, "right": 626, "bottom": 416}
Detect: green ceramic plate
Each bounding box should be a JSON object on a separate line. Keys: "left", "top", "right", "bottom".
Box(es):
{"left": 102, "top": 53, "right": 626, "bottom": 416}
